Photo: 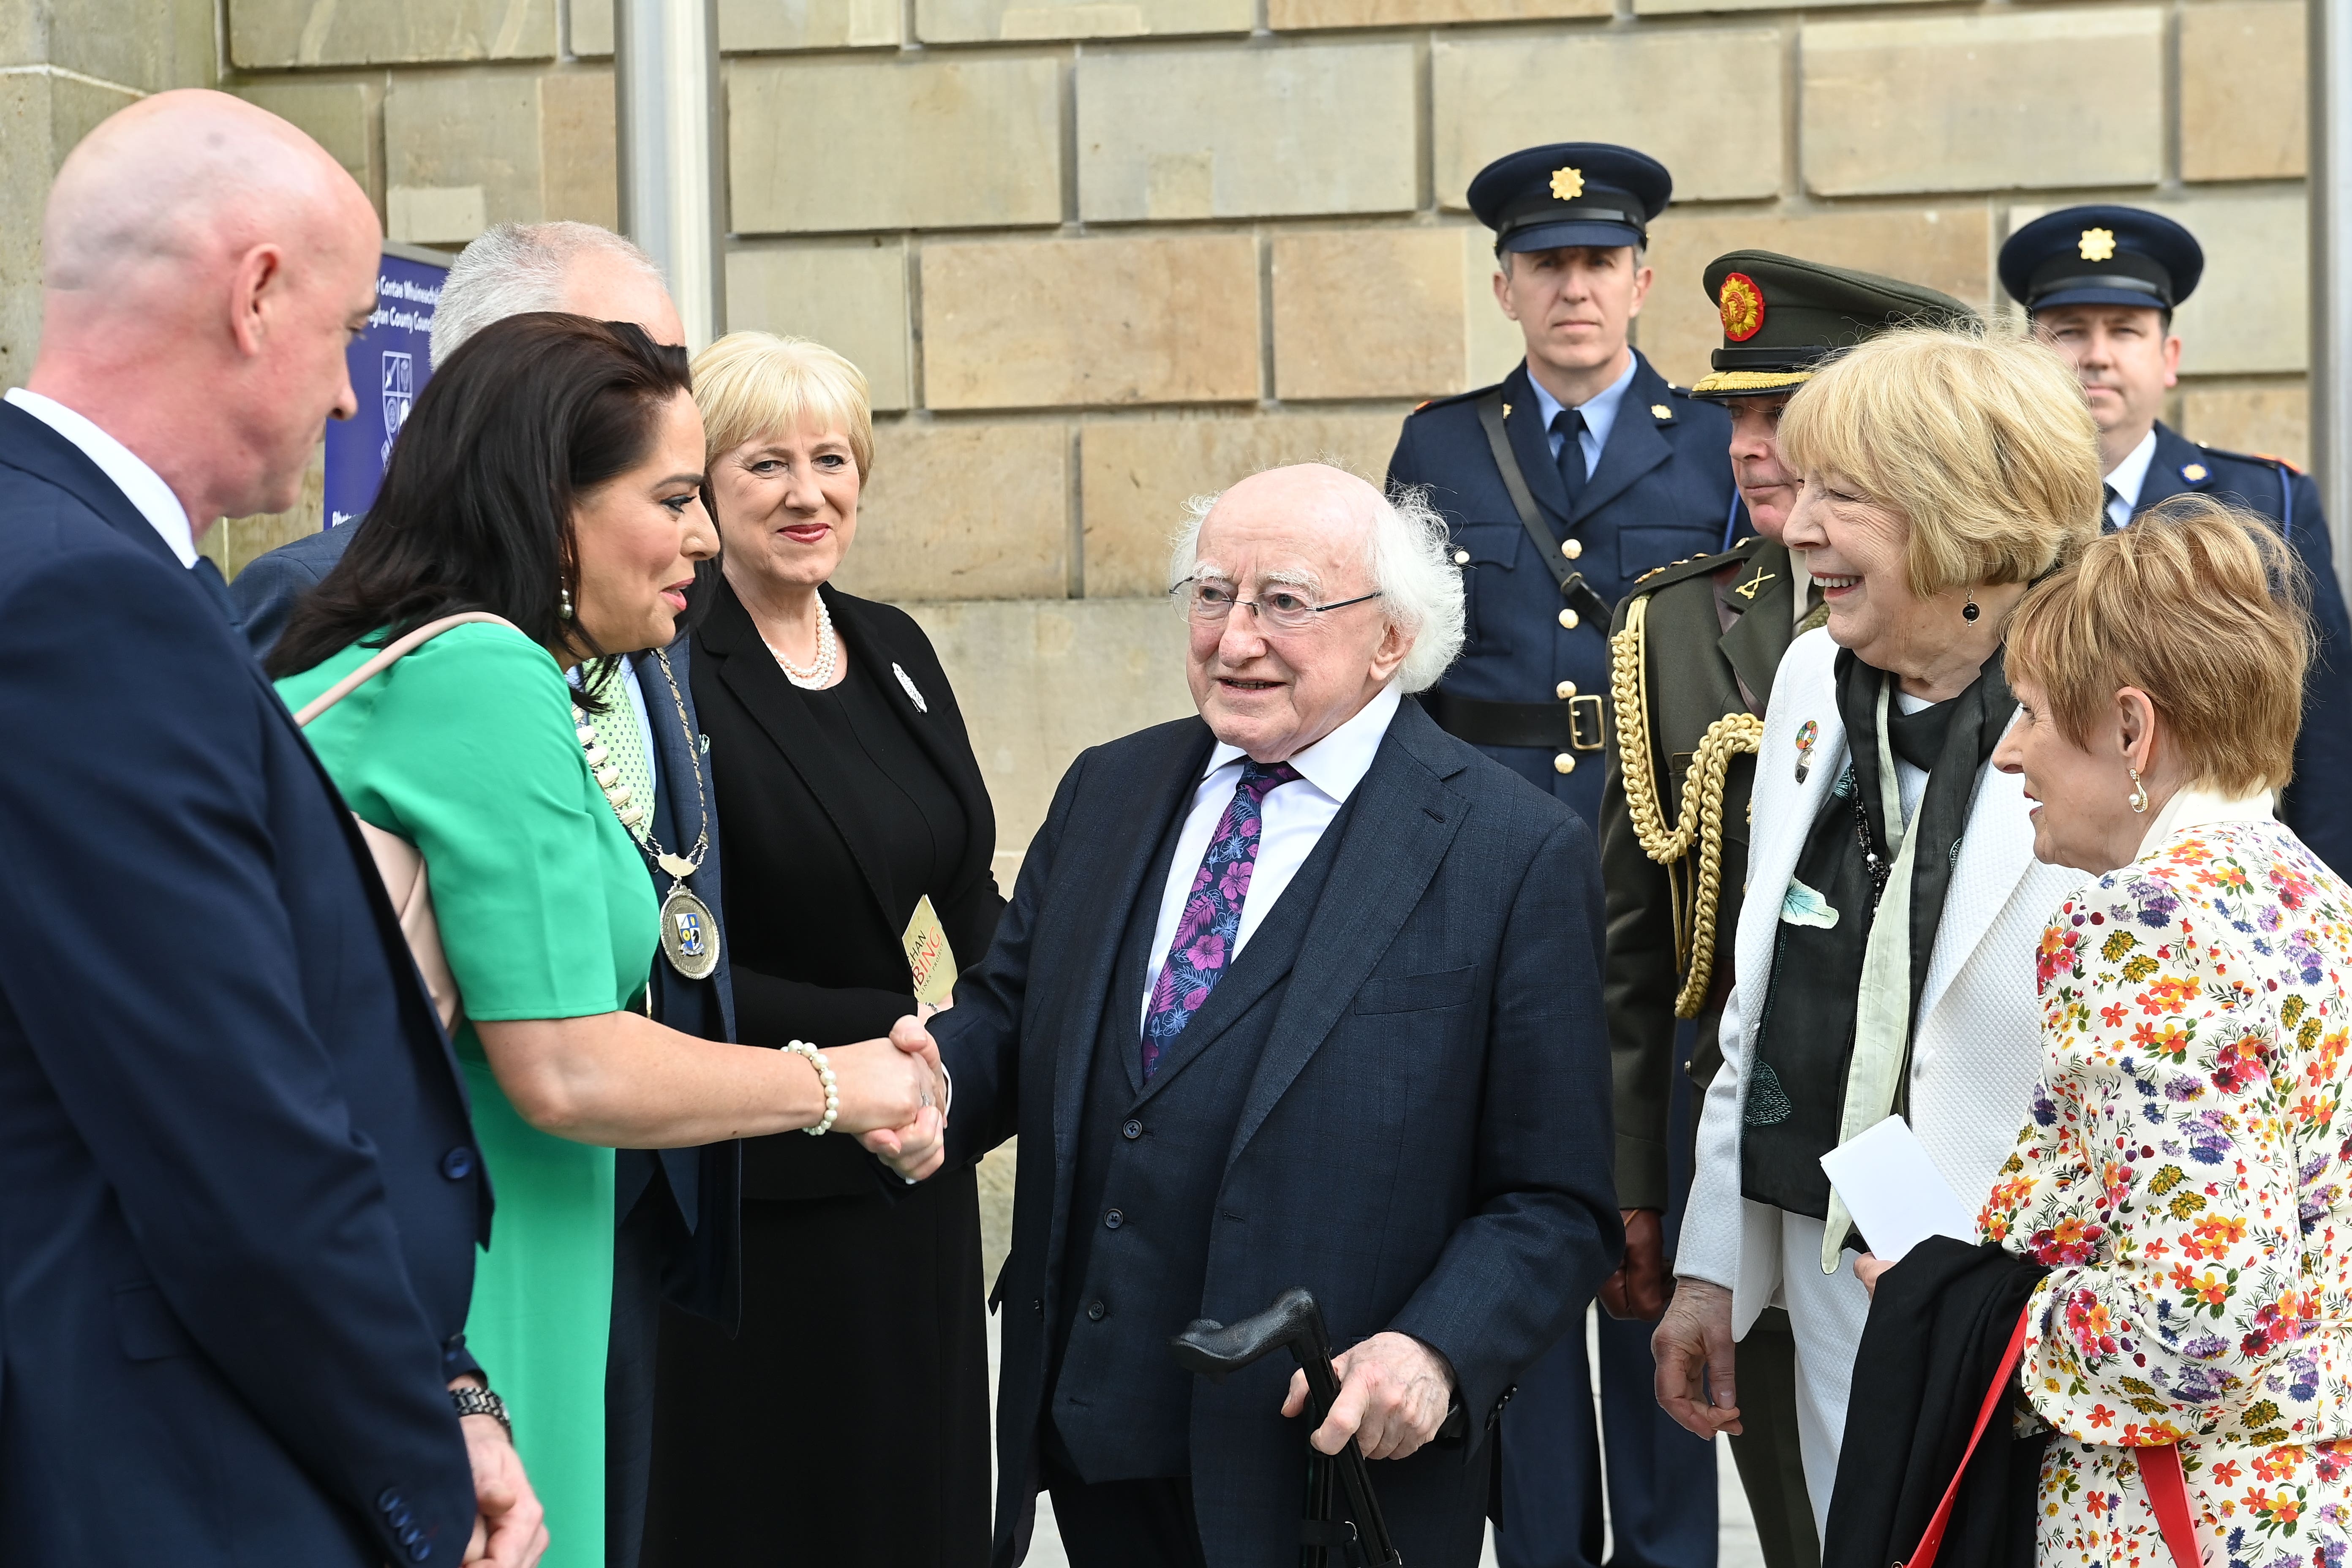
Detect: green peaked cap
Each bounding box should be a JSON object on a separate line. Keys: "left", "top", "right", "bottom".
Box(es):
{"left": 1690, "top": 250, "right": 1980, "bottom": 400}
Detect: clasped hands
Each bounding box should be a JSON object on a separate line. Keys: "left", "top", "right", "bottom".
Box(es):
{"left": 825, "top": 1013, "right": 952, "bottom": 1180}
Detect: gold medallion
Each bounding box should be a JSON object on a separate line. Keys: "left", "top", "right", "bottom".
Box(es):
{"left": 1550, "top": 166, "right": 1584, "bottom": 201}
{"left": 2079, "top": 227, "right": 2117, "bottom": 262}
{"left": 659, "top": 886, "right": 721, "bottom": 981}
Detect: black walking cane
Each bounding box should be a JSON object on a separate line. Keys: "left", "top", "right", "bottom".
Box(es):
{"left": 1170, "top": 1287, "right": 1405, "bottom": 1568}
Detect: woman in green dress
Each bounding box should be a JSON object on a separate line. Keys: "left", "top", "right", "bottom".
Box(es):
{"left": 268, "top": 314, "right": 945, "bottom": 1568}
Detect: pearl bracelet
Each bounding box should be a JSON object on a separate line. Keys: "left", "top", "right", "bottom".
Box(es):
{"left": 781, "top": 1041, "right": 838, "bottom": 1136}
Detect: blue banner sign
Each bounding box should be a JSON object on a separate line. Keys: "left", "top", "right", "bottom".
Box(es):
{"left": 323, "top": 244, "right": 449, "bottom": 530}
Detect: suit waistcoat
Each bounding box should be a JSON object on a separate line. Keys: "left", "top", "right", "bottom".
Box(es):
{"left": 1048, "top": 780, "right": 1353, "bottom": 1482}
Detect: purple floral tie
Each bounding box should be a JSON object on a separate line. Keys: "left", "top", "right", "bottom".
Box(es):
{"left": 1141, "top": 759, "right": 1302, "bottom": 1080}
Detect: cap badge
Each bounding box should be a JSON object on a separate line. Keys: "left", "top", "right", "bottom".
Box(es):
{"left": 1549, "top": 166, "right": 1584, "bottom": 201}
{"left": 2079, "top": 227, "right": 2118, "bottom": 262}
{"left": 1718, "top": 272, "right": 1765, "bottom": 343}
{"left": 2183, "top": 462, "right": 2209, "bottom": 483}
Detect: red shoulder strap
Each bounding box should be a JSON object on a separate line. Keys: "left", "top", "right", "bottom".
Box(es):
{"left": 2136, "top": 1443, "right": 2202, "bottom": 1568}
{"left": 1900, "top": 1303, "right": 2033, "bottom": 1568}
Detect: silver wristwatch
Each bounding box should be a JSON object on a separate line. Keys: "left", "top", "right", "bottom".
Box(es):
{"left": 449, "top": 1384, "right": 511, "bottom": 1440}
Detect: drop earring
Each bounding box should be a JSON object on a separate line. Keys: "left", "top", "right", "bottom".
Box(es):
{"left": 559, "top": 585, "right": 574, "bottom": 621}
{"left": 1961, "top": 590, "right": 1981, "bottom": 623}
{"left": 2129, "top": 767, "right": 2149, "bottom": 814}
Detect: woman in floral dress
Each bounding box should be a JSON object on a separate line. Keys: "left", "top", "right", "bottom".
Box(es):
{"left": 1971, "top": 496, "right": 2352, "bottom": 1567}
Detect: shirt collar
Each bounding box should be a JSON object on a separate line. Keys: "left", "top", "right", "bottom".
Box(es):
{"left": 1201, "top": 681, "right": 1403, "bottom": 803}
{"left": 4, "top": 387, "right": 197, "bottom": 567}
{"left": 1527, "top": 351, "right": 1640, "bottom": 455}
{"left": 2104, "top": 426, "right": 2161, "bottom": 516}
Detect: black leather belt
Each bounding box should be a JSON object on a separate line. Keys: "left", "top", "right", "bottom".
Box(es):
{"left": 1429, "top": 690, "right": 1606, "bottom": 751}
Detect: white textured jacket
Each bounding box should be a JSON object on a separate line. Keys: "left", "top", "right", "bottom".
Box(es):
{"left": 1676, "top": 628, "right": 2080, "bottom": 1333}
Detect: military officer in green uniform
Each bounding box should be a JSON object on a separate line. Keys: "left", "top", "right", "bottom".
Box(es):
{"left": 1604, "top": 253, "right": 1977, "bottom": 1568}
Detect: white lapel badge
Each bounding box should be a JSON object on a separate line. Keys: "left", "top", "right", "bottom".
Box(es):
{"left": 893, "top": 662, "right": 928, "bottom": 713}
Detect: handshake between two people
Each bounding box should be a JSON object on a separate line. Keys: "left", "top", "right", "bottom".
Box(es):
{"left": 832, "top": 1009, "right": 953, "bottom": 1181}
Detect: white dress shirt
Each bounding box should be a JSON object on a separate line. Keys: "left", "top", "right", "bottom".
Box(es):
{"left": 2103, "top": 426, "right": 2160, "bottom": 531}
{"left": 1140, "top": 682, "right": 1402, "bottom": 1030}
{"left": 5, "top": 387, "right": 197, "bottom": 566}
{"left": 1527, "top": 352, "right": 1639, "bottom": 475}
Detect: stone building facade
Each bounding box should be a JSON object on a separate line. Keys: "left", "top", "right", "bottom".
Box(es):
{"left": 3, "top": 0, "right": 2316, "bottom": 879}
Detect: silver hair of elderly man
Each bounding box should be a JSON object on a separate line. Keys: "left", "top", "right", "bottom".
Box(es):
{"left": 1169, "top": 472, "right": 1468, "bottom": 695}
{"left": 427, "top": 220, "right": 663, "bottom": 366}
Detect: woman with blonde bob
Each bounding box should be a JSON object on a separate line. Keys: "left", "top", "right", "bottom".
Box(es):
{"left": 643, "top": 334, "right": 1002, "bottom": 1565}
{"left": 1959, "top": 500, "right": 2352, "bottom": 1566}
{"left": 1654, "top": 328, "right": 2104, "bottom": 1530}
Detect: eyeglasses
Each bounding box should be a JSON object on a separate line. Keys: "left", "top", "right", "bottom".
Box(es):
{"left": 1169, "top": 580, "right": 1384, "bottom": 632}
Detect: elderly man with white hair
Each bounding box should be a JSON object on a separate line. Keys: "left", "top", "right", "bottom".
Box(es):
{"left": 893, "top": 462, "right": 1620, "bottom": 1568}
{"left": 0, "top": 91, "right": 542, "bottom": 1565}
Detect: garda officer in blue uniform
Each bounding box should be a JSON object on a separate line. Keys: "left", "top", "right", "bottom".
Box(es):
{"left": 2000, "top": 206, "right": 2352, "bottom": 877}
{"left": 1388, "top": 143, "right": 1730, "bottom": 1568}
{"left": 1390, "top": 143, "right": 1736, "bottom": 838}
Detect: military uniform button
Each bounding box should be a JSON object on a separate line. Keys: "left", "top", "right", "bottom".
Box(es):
{"left": 1558, "top": 608, "right": 1579, "bottom": 629}
{"left": 1561, "top": 538, "right": 1582, "bottom": 560}
{"left": 1554, "top": 753, "right": 1576, "bottom": 774}
{"left": 1555, "top": 681, "right": 1576, "bottom": 700}
{"left": 1453, "top": 548, "right": 1470, "bottom": 565}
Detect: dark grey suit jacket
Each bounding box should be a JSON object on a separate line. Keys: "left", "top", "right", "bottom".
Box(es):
{"left": 229, "top": 518, "right": 355, "bottom": 651}
{"left": 934, "top": 696, "right": 1621, "bottom": 1568}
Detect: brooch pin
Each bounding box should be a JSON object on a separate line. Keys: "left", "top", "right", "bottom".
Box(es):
{"left": 1794, "top": 718, "right": 1819, "bottom": 783}
{"left": 893, "top": 662, "right": 929, "bottom": 713}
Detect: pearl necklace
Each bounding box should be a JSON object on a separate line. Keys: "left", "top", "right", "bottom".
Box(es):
{"left": 762, "top": 596, "right": 838, "bottom": 690}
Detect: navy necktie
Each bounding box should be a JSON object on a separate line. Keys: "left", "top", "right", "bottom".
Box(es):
{"left": 189, "top": 556, "right": 237, "bottom": 621}
{"left": 1551, "top": 407, "right": 1589, "bottom": 508}
{"left": 2102, "top": 483, "right": 2124, "bottom": 535}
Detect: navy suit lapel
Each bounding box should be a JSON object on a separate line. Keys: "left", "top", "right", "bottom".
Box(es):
{"left": 1500, "top": 362, "right": 1573, "bottom": 528}
{"left": 1127, "top": 790, "right": 1344, "bottom": 1109}
{"left": 2132, "top": 423, "right": 2203, "bottom": 513}
{"left": 0, "top": 402, "right": 191, "bottom": 577}
{"left": 1225, "top": 700, "right": 1467, "bottom": 1172}
{"left": 1048, "top": 721, "right": 1219, "bottom": 1143}
{"left": 1573, "top": 354, "right": 1673, "bottom": 524}
{"left": 632, "top": 640, "right": 734, "bottom": 1037}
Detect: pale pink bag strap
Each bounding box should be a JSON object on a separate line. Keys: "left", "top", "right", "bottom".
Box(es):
{"left": 291, "top": 612, "right": 520, "bottom": 727}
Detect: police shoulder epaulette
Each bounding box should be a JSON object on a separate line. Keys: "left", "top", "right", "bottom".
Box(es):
{"left": 1407, "top": 382, "right": 1501, "bottom": 418}
{"left": 2200, "top": 442, "right": 2303, "bottom": 476}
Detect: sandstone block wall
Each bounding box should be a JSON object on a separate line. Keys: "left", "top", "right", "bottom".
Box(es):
{"left": 0, "top": 0, "right": 2319, "bottom": 872}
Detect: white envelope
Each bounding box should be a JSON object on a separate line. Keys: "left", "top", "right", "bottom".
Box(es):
{"left": 1818, "top": 1115, "right": 1979, "bottom": 1262}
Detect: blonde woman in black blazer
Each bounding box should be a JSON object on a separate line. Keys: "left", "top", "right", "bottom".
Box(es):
{"left": 643, "top": 334, "right": 1002, "bottom": 1567}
